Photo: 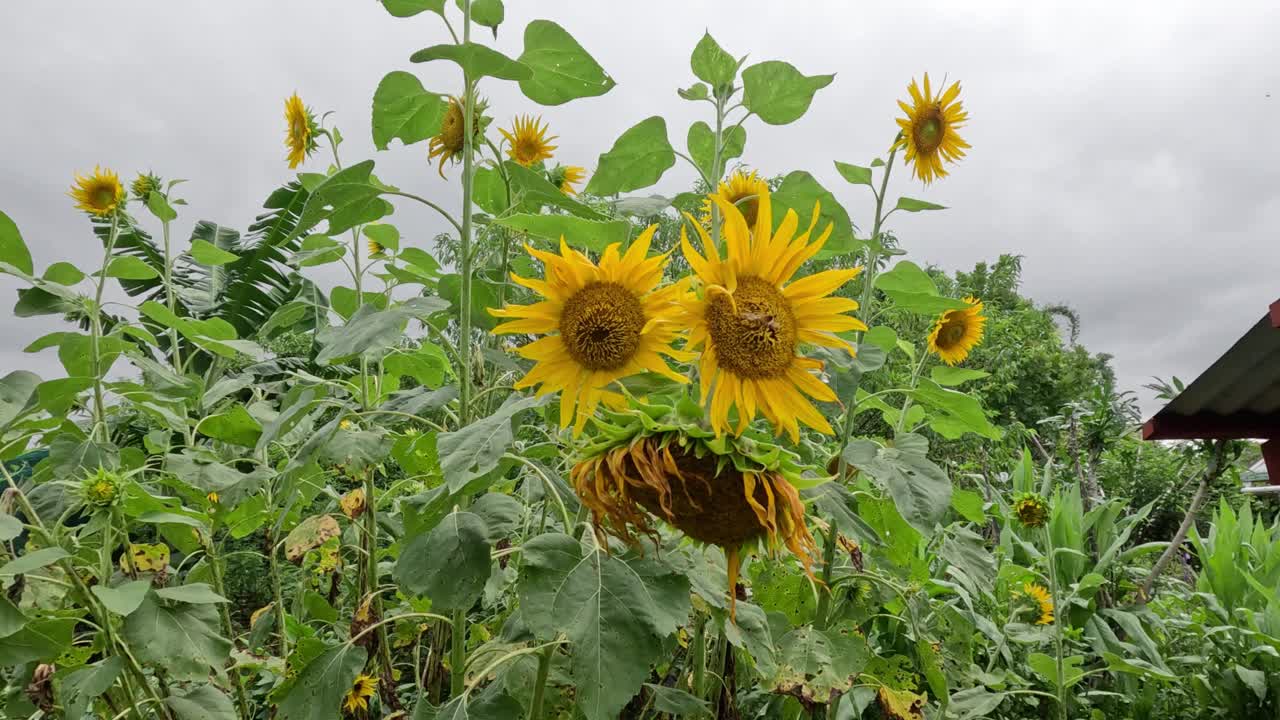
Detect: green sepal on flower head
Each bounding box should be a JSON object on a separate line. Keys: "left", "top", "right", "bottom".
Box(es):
{"left": 580, "top": 390, "right": 828, "bottom": 492}
{"left": 572, "top": 392, "right": 823, "bottom": 619}
{"left": 130, "top": 172, "right": 163, "bottom": 201}
{"left": 1012, "top": 491, "right": 1050, "bottom": 529}
{"left": 80, "top": 466, "right": 123, "bottom": 509}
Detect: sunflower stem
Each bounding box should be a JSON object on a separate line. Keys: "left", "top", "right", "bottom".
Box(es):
{"left": 815, "top": 520, "right": 839, "bottom": 630}
{"left": 1043, "top": 526, "right": 1068, "bottom": 720}
{"left": 89, "top": 214, "right": 121, "bottom": 444}
{"left": 450, "top": 0, "right": 477, "bottom": 700}
{"left": 690, "top": 613, "right": 707, "bottom": 697}
{"left": 834, "top": 144, "right": 898, "bottom": 479}
{"left": 527, "top": 643, "right": 554, "bottom": 720}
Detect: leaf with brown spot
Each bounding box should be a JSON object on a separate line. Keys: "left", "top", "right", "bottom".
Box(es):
{"left": 284, "top": 515, "right": 341, "bottom": 564}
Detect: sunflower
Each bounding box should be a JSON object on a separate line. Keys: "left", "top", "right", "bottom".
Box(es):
{"left": 69, "top": 167, "right": 125, "bottom": 217}
{"left": 1019, "top": 582, "right": 1055, "bottom": 625}
{"left": 490, "top": 226, "right": 693, "bottom": 434}
{"left": 893, "top": 73, "right": 970, "bottom": 185}
{"left": 429, "top": 95, "right": 488, "bottom": 178}
{"left": 553, "top": 164, "right": 587, "bottom": 195}
{"left": 926, "top": 296, "right": 985, "bottom": 365}
{"left": 367, "top": 239, "right": 386, "bottom": 257}
{"left": 342, "top": 673, "right": 377, "bottom": 715}
{"left": 700, "top": 169, "right": 768, "bottom": 228}
{"left": 1012, "top": 492, "right": 1050, "bottom": 529}
{"left": 284, "top": 93, "right": 319, "bottom": 170}
{"left": 81, "top": 468, "right": 121, "bottom": 507}
{"left": 572, "top": 403, "right": 820, "bottom": 619}
{"left": 130, "top": 172, "right": 162, "bottom": 201}
{"left": 681, "top": 187, "right": 867, "bottom": 441}
{"left": 500, "top": 115, "right": 557, "bottom": 167}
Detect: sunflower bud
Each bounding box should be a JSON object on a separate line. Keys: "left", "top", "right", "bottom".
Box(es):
{"left": 81, "top": 468, "right": 122, "bottom": 508}
{"left": 1012, "top": 492, "right": 1050, "bottom": 529}
{"left": 131, "top": 172, "right": 162, "bottom": 201}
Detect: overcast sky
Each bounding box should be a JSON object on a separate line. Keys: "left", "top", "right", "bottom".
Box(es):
{"left": 1, "top": 1, "right": 1277, "bottom": 415}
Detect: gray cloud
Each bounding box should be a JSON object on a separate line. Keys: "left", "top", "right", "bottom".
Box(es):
{"left": 1, "top": 0, "right": 1277, "bottom": 415}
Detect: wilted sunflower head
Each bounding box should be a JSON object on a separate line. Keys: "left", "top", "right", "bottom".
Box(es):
{"left": 81, "top": 467, "right": 122, "bottom": 508}
{"left": 893, "top": 73, "right": 970, "bottom": 185}
{"left": 69, "top": 167, "right": 125, "bottom": 217}
{"left": 130, "top": 172, "right": 162, "bottom": 201}
{"left": 500, "top": 115, "right": 558, "bottom": 167}
{"left": 1012, "top": 492, "right": 1050, "bottom": 529}
{"left": 927, "top": 296, "right": 985, "bottom": 365}
{"left": 284, "top": 93, "right": 320, "bottom": 170}
{"left": 342, "top": 673, "right": 377, "bottom": 715}
{"left": 701, "top": 169, "right": 768, "bottom": 228}
{"left": 1017, "top": 582, "right": 1055, "bottom": 625}
{"left": 571, "top": 400, "right": 823, "bottom": 617}
{"left": 548, "top": 164, "right": 587, "bottom": 195}
{"left": 429, "top": 95, "right": 489, "bottom": 178}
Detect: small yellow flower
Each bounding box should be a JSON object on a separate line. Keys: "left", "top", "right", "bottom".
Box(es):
{"left": 339, "top": 419, "right": 354, "bottom": 431}
{"left": 340, "top": 488, "right": 367, "bottom": 520}
{"left": 1012, "top": 493, "right": 1050, "bottom": 529}
{"left": 894, "top": 73, "right": 970, "bottom": 185}
{"left": 367, "top": 239, "right": 386, "bottom": 257}
{"left": 1019, "top": 582, "right": 1055, "bottom": 625}
{"left": 206, "top": 492, "right": 219, "bottom": 505}
{"left": 130, "top": 172, "right": 162, "bottom": 201}
{"left": 284, "top": 93, "right": 319, "bottom": 169}
{"left": 555, "top": 165, "right": 587, "bottom": 195}
{"left": 428, "top": 95, "right": 488, "bottom": 178}
{"left": 500, "top": 115, "right": 557, "bottom": 167}
{"left": 927, "top": 297, "right": 985, "bottom": 366}
{"left": 700, "top": 169, "right": 768, "bottom": 227}
{"left": 342, "top": 673, "right": 377, "bottom": 714}
{"left": 69, "top": 167, "right": 125, "bottom": 217}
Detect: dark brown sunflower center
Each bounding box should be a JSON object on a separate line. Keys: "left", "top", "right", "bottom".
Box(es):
{"left": 936, "top": 316, "right": 968, "bottom": 348}
{"left": 705, "top": 275, "right": 796, "bottom": 378}
{"left": 913, "top": 105, "right": 946, "bottom": 153}
{"left": 560, "top": 281, "right": 644, "bottom": 371}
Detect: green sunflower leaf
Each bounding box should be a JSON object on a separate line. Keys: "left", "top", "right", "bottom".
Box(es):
{"left": 690, "top": 32, "right": 737, "bottom": 89}
{"left": 0, "top": 211, "right": 34, "bottom": 275}
{"left": 834, "top": 161, "right": 873, "bottom": 187}
{"left": 459, "top": 0, "right": 503, "bottom": 32}
{"left": 895, "top": 197, "right": 947, "bottom": 212}
{"left": 842, "top": 434, "right": 951, "bottom": 535}
{"left": 911, "top": 379, "right": 1002, "bottom": 440}
{"left": 410, "top": 43, "right": 531, "bottom": 82}
{"left": 60, "top": 658, "right": 125, "bottom": 720}
{"left": 494, "top": 213, "right": 631, "bottom": 253}
{"left": 519, "top": 533, "right": 691, "bottom": 720}
{"left": 372, "top": 71, "right": 449, "bottom": 150}
{"left": 190, "top": 238, "right": 239, "bottom": 266}
{"left": 104, "top": 256, "right": 160, "bottom": 280}
{"left": 381, "top": 0, "right": 445, "bottom": 17}
{"left": 585, "top": 116, "right": 676, "bottom": 196}
{"left": 165, "top": 684, "right": 237, "bottom": 720}
{"left": 741, "top": 61, "right": 833, "bottom": 125}
{"left": 769, "top": 171, "right": 857, "bottom": 259}
{"left": 875, "top": 261, "right": 972, "bottom": 315}
{"left": 274, "top": 644, "right": 367, "bottom": 720}
{"left": 123, "top": 593, "right": 230, "bottom": 682}
{"left": 289, "top": 160, "right": 393, "bottom": 240}
{"left": 517, "top": 20, "right": 615, "bottom": 105}
{"left": 395, "top": 510, "right": 491, "bottom": 610}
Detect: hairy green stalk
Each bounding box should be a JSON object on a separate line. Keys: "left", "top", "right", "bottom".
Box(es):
{"left": 89, "top": 214, "right": 121, "bottom": 444}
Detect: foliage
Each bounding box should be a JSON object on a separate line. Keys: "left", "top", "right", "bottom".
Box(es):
{"left": 0, "top": 4, "right": 1264, "bottom": 720}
